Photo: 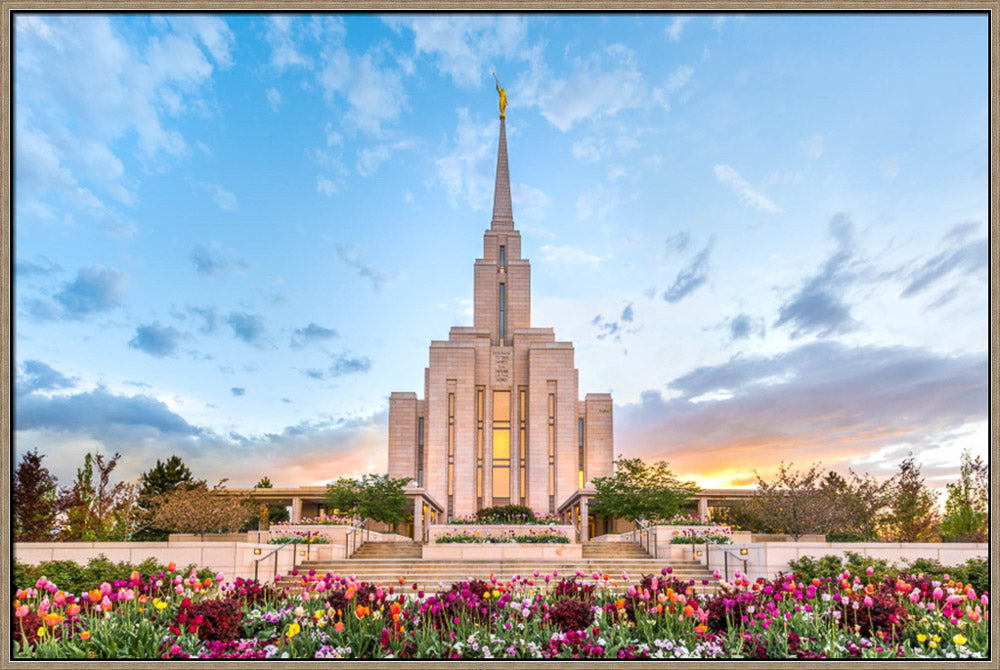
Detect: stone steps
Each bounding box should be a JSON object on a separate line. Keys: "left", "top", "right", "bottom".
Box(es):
{"left": 351, "top": 541, "right": 423, "bottom": 559}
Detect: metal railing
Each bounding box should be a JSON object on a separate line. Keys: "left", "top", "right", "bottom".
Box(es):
{"left": 703, "top": 534, "right": 748, "bottom": 582}
{"left": 346, "top": 520, "right": 369, "bottom": 558}
{"left": 632, "top": 519, "right": 657, "bottom": 559}
{"left": 253, "top": 536, "right": 298, "bottom": 584}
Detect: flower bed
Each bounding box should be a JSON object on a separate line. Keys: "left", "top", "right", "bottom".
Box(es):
{"left": 12, "top": 561, "right": 989, "bottom": 659}
{"left": 435, "top": 528, "right": 569, "bottom": 544}
{"left": 272, "top": 514, "right": 355, "bottom": 527}
{"left": 670, "top": 529, "right": 734, "bottom": 545}
{"left": 267, "top": 532, "right": 331, "bottom": 545}
{"left": 654, "top": 514, "right": 721, "bottom": 526}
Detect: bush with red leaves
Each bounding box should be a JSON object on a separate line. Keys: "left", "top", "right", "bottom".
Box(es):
{"left": 549, "top": 598, "right": 595, "bottom": 633}
{"left": 175, "top": 598, "right": 244, "bottom": 642}
{"left": 553, "top": 577, "right": 596, "bottom": 601}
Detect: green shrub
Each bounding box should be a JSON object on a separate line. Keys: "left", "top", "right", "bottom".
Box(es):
{"left": 13, "top": 555, "right": 212, "bottom": 593}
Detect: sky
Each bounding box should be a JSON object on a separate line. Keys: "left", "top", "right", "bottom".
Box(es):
{"left": 12, "top": 12, "right": 990, "bottom": 495}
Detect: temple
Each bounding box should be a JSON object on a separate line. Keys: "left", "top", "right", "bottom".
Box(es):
{"left": 387, "top": 98, "right": 614, "bottom": 526}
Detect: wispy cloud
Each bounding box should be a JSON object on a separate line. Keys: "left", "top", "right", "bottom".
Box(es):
{"left": 335, "top": 245, "right": 392, "bottom": 293}
{"left": 900, "top": 222, "right": 987, "bottom": 302}
{"left": 665, "top": 16, "right": 692, "bottom": 41}
{"left": 774, "top": 214, "right": 859, "bottom": 338}
{"left": 714, "top": 164, "right": 779, "bottom": 212}
{"left": 540, "top": 244, "right": 601, "bottom": 267}
{"left": 435, "top": 108, "right": 495, "bottom": 211}
{"left": 18, "top": 360, "right": 77, "bottom": 395}
{"left": 291, "top": 323, "right": 339, "bottom": 348}
{"left": 191, "top": 244, "right": 247, "bottom": 276}
{"left": 663, "top": 240, "right": 712, "bottom": 303}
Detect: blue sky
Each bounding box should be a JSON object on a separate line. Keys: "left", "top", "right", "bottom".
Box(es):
{"left": 13, "top": 12, "right": 989, "bottom": 492}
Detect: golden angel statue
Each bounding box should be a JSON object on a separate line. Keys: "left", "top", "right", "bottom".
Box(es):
{"left": 493, "top": 72, "right": 507, "bottom": 119}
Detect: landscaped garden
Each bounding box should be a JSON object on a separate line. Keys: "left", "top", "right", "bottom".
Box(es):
{"left": 12, "top": 556, "right": 988, "bottom": 659}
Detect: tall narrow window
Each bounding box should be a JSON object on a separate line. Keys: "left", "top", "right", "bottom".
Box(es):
{"left": 447, "top": 393, "right": 455, "bottom": 516}
{"left": 476, "top": 389, "right": 484, "bottom": 508}
{"left": 498, "top": 283, "right": 506, "bottom": 345}
{"left": 578, "top": 417, "right": 585, "bottom": 489}
{"left": 492, "top": 390, "right": 511, "bottom": 501}
{"left": 548, "top": 392, "right": 556, "bottom": 513}
{"left": 417, "top": 417, "right": 425, "bottom": 487}
{"left": 499, "top": 245, "right": 506, "bottom": 273}
{"left": 518, "top": 389, "right": 527, "bottom": 506}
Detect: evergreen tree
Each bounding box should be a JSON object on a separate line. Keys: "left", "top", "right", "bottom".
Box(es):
{"left": 135, "top": 455, "right": 200, "bottom": 540}
{"left": 883, "top": 455, "right": 939, "bottom": 542}
{"left": 13, "top": 448, "right": 59, "bottom": 541}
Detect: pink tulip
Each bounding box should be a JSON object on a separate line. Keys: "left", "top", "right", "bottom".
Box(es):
{"left": 99, "top": 582, "right": 112, "bottom": 596}
{"left": 933, "top": 587, "right": 944, "bottom": 600}
{"left": 101, "top": 596, "right": 112, "bottom": 610}
{"left": 909, "top": 591, "right": 920, "bottom": 603}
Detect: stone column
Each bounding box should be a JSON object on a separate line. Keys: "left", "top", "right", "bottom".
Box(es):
{"left": 580, "top": 496, "right": 589, "bottom": 543}
{"left": 413, "top": 497, "right": 423, "bottom": 542}
{"left": 698, "top": 497, "right": 709, "bottom": 522}
{"left": 291, "top": 497, "right": 302, "bottom": 524}
{"left": 258, "top": 504, "right": 269, "bottom": 531}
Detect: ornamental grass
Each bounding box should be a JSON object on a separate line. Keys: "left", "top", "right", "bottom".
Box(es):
{"left": 12, "top": 561, "right": 989, "bottom": 659}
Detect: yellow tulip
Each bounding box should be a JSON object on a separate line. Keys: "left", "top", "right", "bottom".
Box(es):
{"left": 917, "top": 634, "right": 927, "bottom": 643}
{"left": 286, "top": 622, "right": 301, "bottom": 639}
{"left": 954, "top": 634, "right": 967, "bottom": 646}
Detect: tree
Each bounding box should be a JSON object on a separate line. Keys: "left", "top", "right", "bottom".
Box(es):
{"left": 882, "top": 455, "right": 940, "bottom": 542}
{"left": 148, "top": 480, "right": 255, "bottom": 540}
{"left": 58, "top": 451, "right": 134, "bottom": 541}
{"left": 324, "top": 473, "right": 412, "bottom": 526}
{"left": 821, "top": 469, "right": 897, "bottom": 542}
{"left": 590, "top": 456, "right": 699, "bottom": 524}
{"left": 747, "top": 462, "right": 839, "bottom": 541}
{"left": 13, "top": 449, "right": 59, "bottom": 541}
{"left": 941, "top": 450, "right": 987, "bottom": 542}
{"left": 135, "top": 455, "right": 201, "bottom": 540}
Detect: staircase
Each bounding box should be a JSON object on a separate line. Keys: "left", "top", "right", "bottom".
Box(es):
{"left": 350, "top": 541, "right": 423, "bottom": 559}
{"left": 282, "top": 540, "right": 717, "bottom": 594}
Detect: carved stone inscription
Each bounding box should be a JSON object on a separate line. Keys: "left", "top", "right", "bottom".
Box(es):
{"left": 492, "top": 349, "right": 512, "bottom": 385}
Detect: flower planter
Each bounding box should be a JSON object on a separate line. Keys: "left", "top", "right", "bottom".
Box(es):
{"left": 422, "top": 543, "right": 583, "bottom": 560}
{"left": 427, "top": 524, "right": 575, "bottom": 544}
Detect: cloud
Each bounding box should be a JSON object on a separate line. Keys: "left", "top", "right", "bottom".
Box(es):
{"left": 900, "top": 223, "right": 987, "bottom": 300}
{"left": 621, "top": 303, "right": 634, "bottom": 323}
{"left": 774, "top": 214, "right": 859, "bottom": 338}
{"left": 18, "top": 360, "right": 77, "bottom": 395}
{"left": 226, "top": 312, "right": 268, "bottom": 347}
{"left": 663, "top": 240, "right": 712, "bottom": 303}
{"left": 727, "top": 313, "right": 765, "bottom": 341}
{"left": 316, "top": 176, "right": 339, "bottom": 196}
{"left": 386, "top": 15, "right": 527, "bottom": 87}
{"left": 191, "top": 244, "right": 247, "bottom": 276}
{"left": 801, "top": 133, "right": 825, "bottom": 159}
{"left": 616, "top": 341, "right": 987, "bottom": 485}
{"left": 15, "top": 15, "right": 231, "bottom": 219}
{"left": 15, "top": 257, "right": 62, "bottom": 278}
{"left": 265, "top": 87, "right": 282, "bottom": 111}
{"left": 53, "top": 265, "right": 127, "bottom": 318}
{"left": 511, "top": 183, "right": 551, "bottom": 223}
{"left": 319, "top": 46, "right": 407, "bottom": 135}
{"left": 665, "top": 231, "right": 690, "bottom": 255}
{"left": 665, "top": 16, "right": 692, "bottom": 41}
{"left": 653, "top": 65, "right": 694, "bottom": 111}
{"left": 714, "top": 164, "right": 780, "bottom": 213}
{"left": 186, "top": 305, "right": 219, "bottom": 333}
{"left": 335, "top": 245, "right": 391, "bottom": 293}
{"left": 435, "top": 108, "right": 495, "bottom": 211}
{"left": 264, "top": 15, "right": 316, "bottom": 72}
{"left": 199, "top": 182, "right": 237, "bottom": 211}
{"left": 128, "top": 321, "right": 182, "bottom": 358}
{"left": 16, "top": 386, "right": 202, "bottom": 437}
{"left": 291, "top": 323, "right": 339, "bottom": 348}
{"left": 533, "top": 44, "right": 646, "bottom": 132}
{"left": 576, "top": 183, "right": 620, "bottom": 220}
{"left": 231, "top": 387, "right": 246, "bottom": 397}
{"left": 329, "top": 353, "right": 373, "bottom": 377}
{"left": 540, "top": 244, "right": 601, "bottom": 267}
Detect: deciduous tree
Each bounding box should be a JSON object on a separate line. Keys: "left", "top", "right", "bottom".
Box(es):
{"left": 324, "top": 473, "right": 412, "bottom": 526}
{"left": 747, "top": 462, "right": 838, "bottom": 541}
{"left": 58, "top": 451, "right": 134, "bottom": 541}
{"left": 940, "top": 449, "right": 987, "bottom": 542}
{"left": 882, "top": 455, "right": 939, "bottom": 542}
{"left": 148, "top": 480, "right": 255, "bottom": 541}
{"left": 590, "top": 456, "right": 699, "bottom": 524}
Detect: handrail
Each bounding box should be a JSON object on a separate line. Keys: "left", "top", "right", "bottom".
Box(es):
{"left": 253, "top": 537, "right": 298, "bottom": 584}
{"left": 702, "top": 533, "right": 748, "bottom": 582}
{"left": 346, "top": 519, "right": 368, "bottom": 558}
{"left": 632, "top": 519, "right": 657, "bottom": 559}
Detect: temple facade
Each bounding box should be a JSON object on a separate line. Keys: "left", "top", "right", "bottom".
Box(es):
{"left": 388, "top": 109, "right": 613, "bottom": 521}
